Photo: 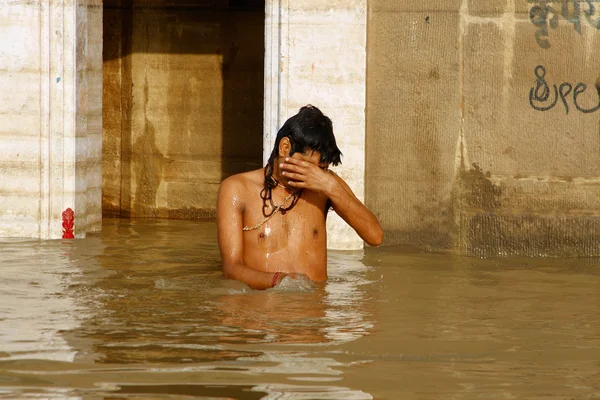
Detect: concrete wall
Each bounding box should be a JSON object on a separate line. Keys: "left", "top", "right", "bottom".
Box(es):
{"left": 0, "top": 0, "right": 102, "bottom": 239}
{"left": 367, "top": 0, "right": 600, "bottom": 256}
{"left": 264, "top": 0, "right": 367, "bottom": 250}
{"left": 103, "top": 2, "right": 264, "bottom": 219}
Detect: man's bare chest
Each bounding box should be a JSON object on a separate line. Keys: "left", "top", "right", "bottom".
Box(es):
{"left": 242, "top": 194, "right": 328, "bottom": 250}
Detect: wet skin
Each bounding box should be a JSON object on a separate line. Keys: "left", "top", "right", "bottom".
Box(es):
{"left": 217, "top": 138, "right": 383, "bottom": 290}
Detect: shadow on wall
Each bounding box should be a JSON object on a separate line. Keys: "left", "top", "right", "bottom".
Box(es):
{"left": 102, "top": 0, "right": 265, "bottom": 220}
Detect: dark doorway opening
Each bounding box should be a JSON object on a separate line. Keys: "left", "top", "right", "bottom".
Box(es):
{"left": 102, "top": 0, "right": 265, "bottom": 220}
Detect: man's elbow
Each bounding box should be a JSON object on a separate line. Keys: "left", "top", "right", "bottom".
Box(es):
{"left": 366, "top": 227, "right": 384, "bottom": 247}
{"left": 222, "top": 263, "right": 235, "bottom": 280}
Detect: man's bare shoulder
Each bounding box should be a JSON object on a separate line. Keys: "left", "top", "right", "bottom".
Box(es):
{"left": 219, "top": 168, "right": 264, "bottom": 195}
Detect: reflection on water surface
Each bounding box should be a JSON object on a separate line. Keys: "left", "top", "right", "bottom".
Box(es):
{"left": 0, "top": 218, "right": 599, "bottom": 399}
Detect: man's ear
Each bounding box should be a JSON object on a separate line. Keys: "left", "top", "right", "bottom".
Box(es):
{"left": 278, "top": 137, "right": 291, "bottom": 158}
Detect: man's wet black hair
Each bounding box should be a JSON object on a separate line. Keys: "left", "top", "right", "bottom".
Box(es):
{"left": 261, "top": 105, "right": 343, "bottom": 216}
{"left": 266, "top": 104, "right": 342, "bottom": 171}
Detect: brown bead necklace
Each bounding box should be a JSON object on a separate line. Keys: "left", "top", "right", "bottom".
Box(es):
{"left": 243, "top": 175, "right": 302, "bottom": 231}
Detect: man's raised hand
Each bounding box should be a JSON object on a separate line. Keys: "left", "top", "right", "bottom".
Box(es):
{"left": 279, "top": 154, "right": 335, "bottom": 194}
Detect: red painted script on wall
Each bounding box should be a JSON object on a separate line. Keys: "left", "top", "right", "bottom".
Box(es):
{"left": 62, "top": 208, "right": 74, "bottom": 239}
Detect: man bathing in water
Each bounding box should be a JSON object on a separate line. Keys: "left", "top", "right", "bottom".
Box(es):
{"left": 217, "top": 105, "right": 383, "bottom": 290}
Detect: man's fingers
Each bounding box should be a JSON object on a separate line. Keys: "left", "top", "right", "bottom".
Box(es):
{"left": 279, "top": 162, "right": 297, "bottom": 171}
{"left": 283, "top": 157, "right": 302, "bottom": 165}
{"left": 280, "top": 162, "right": 307, "bottom": 173}
{"left": 282, "top": 158, "right": 307, "bottom": 169}
{"left": 286, "top": 156, "right": 317, "bottom": 167}
{"left": 281, "top": 171, "right": 304, "bottom": 181}
{"left": 287, "top": 180, "right": 307, "bottom": 188}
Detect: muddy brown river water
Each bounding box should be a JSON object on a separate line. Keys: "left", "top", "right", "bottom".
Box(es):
{"left": 1, "top": 218, "right": 599, "bottom": 399}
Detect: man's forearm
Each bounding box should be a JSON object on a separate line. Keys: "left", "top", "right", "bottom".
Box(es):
{"left": 325, "top": 178, "right": 384, "bottom": 246}
{"left": 223, "top": 262, "right": 278, "bottom": 290}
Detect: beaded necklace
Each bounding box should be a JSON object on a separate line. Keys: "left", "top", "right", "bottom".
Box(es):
{"left": 243, "top": 175, "right": 302, "bottom": 231}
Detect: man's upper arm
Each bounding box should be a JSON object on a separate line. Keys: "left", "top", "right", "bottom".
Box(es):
{"left": 216, "top": 177, "right": 245, "bottom": 267}
{"left": 329, "top": 171, "right": 360, "bottom": 207}
{"left": 327, "top": 170, "right": 384, "bottom": 246}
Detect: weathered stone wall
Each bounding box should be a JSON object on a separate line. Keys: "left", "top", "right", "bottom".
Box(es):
{"left": 367, "top": 0, "right": 600, "bottom": 256}
{"left": 0, "top": 0, "right": 102, "bottom": 239}
{"left": 103, "top": 2, "right": 264, "bottom": 219}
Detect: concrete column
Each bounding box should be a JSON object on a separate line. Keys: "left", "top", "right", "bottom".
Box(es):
{"left": 264, "top": 0, "right": 367, "bottom": 250}
{"left": 0, "top": 0, "right": 102, "bottom": 239}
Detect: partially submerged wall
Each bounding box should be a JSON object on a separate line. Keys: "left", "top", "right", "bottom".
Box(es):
{"left": 103, "top": 1, "right": 264, "bottom": 219}
{"left": 367, "top": 0, "right": 600, "bottom": 256}
{"left": 0, "top": 0, "right": 102, "bottom": 239}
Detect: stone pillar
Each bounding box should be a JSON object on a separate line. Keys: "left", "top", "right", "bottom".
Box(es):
{"left": 264, "top": 0, "right": 367, "bottom": 250}
{"left": 0, "top": 0, "right": 102, "bottom": 239}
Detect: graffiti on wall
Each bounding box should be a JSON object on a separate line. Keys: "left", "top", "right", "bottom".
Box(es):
{"left": 530, "top": 65, "right": 600, "bottom": 113}
{"left": 529, "top": 0, "right": 600, "bottom": 48}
